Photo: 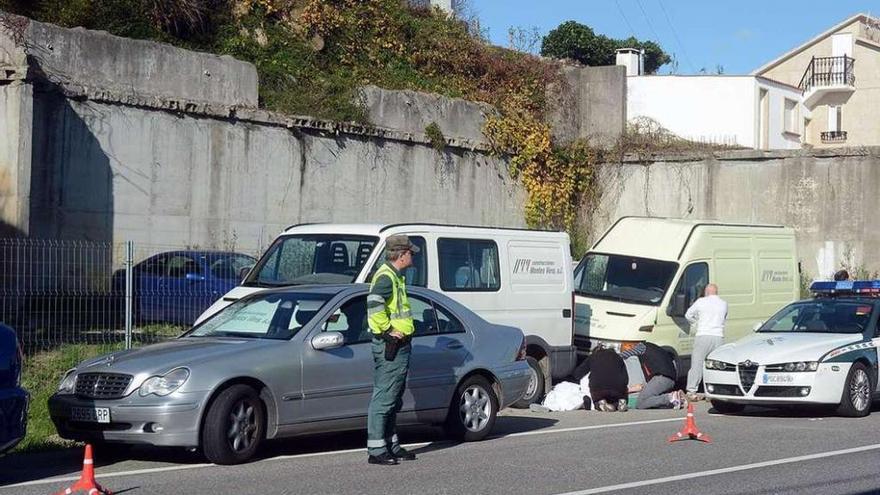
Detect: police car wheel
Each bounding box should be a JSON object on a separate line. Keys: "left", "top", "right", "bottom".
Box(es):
{"left": 837, "top": 362, "right": 873, "bottom": 418}
{"left": 512, "top": 356, "right": 544, "bottom": 408}
{"left": 444, "top": 375, "right": 498, "bottom": 442}
{"left": 710, "top": 399, "right": 745, "bottom": 415}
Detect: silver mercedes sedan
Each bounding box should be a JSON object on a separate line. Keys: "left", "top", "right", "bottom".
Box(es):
{"left": 48, "top": 285, "right": 531, "bottom": 464}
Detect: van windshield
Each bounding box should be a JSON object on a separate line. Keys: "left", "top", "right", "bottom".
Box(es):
{"left": 574, "top": 253, "right": 678, "bottom": 305}
{"left": 244, "top": 234, "right": 379, "bottom": 287}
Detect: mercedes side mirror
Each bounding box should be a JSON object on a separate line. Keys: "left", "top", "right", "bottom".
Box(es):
{"left": 752, "top": 321, "right": 764, "bottom": 332}
{"left": 312, "top": 332, "right": 344, "bottom": 350}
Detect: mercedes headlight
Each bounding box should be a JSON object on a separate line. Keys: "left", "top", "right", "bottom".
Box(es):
{"left": 138, "top": 368, "right": 190, "bottom": 397}
{"left": 782, "top": 361, "right": 819, "bottom": 372}
{"left": 57, "top": 369, "right": 77, "bottom": 394}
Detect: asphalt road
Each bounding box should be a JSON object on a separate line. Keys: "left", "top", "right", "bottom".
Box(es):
{"left": 3, "top": 402, "right": 880, "bottom": 495}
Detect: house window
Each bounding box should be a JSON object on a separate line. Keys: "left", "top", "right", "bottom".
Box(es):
{"left": 828, "top": 105, "right": 842, "bottom": 132}
{"left": 783, "top": 98, "right": 799, "bottom": 134}
{"left": 822, "top": 106, "right": 847, "bottom": 143}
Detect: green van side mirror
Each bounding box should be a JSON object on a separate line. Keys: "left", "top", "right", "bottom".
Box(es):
{"left": 667, "top": 294, "right": 686, "bottom": 317}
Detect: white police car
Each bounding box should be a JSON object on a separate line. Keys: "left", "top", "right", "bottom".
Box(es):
{"left": 704, "top": 280, "right": 879, "bottom": 417}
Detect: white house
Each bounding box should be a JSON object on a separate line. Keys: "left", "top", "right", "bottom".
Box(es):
{"left": 620, "top": 50, "right": 808, "bottom": 150}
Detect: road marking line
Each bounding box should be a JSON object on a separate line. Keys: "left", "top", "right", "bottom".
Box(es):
{"left": 3, "top": 416, "right": 683, "bottom": 489}
{"left": 499, "top": 417, "right": 682, "bottom": 439}
{"left": 553, "top": 443, "right": 880, "bottom": 495}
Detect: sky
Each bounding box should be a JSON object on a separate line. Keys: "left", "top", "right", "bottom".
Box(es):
{"left": 473, "top": 0, "right": 877, "bottom": 74}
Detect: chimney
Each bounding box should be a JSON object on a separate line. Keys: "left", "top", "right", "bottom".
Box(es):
{"left": 616, "top": 48, "right": 645, "bottom": 76}
{"left": 407, "top": 0, "right": 453, "bottom": 14}
{"left": 432, "top": 0, "right": 453, "bottom": 14}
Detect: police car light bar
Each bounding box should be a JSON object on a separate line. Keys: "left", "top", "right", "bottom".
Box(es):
{"left": 810, "top": 280, "right": 880, "bottom": 296}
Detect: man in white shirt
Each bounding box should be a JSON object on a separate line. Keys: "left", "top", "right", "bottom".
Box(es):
{"left": 684, "top": 283, "right": 727, "bottom": 401}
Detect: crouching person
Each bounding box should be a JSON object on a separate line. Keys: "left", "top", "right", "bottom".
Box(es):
{"left": 620, "top": 342, "right": 685, "bottom": 409}
{"left": 587, "top": 346, "right": 629, "bottom": 412}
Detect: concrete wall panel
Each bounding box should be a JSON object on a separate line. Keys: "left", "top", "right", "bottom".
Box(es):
{"left": 26, "top": 93, "right": 526, "bottom": 252}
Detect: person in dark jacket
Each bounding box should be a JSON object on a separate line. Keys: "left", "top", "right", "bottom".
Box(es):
{"left": 586, "top": 346, "right": 629, "bottom": 411}
{"left": 620, "top": 342, "right": 684, "bottom": 409}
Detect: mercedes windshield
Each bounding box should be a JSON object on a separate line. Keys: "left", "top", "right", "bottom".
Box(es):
{"left": 186, "top": 292, "right": 331, "bottom": 340}
{"left": 574, "top": 253, "right": 678, "bottom": 306}
{"left": 243, "top": 234, "right": 379, "bottom": 287}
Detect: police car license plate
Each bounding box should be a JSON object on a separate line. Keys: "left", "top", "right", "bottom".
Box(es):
{"left": 71, "top": 407, "right": 111, "bottom": 424}
{"left": 762, "top": 373, "right": 795, "bottom": 384}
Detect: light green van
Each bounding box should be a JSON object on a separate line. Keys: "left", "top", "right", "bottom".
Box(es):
{"left": 573, "top": 217, "right": 799, "bottom": 377}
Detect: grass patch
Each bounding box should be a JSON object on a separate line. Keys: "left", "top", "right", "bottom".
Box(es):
{"left": 138, "top": 323, "right": 188, "bottom": 340}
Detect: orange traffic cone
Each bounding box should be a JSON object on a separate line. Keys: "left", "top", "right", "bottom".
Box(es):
{"left": 53, "top": 444, "right": 113, "bottom": 495}
{"left": 668, "top": 402, "right": 712, "bottom": 443}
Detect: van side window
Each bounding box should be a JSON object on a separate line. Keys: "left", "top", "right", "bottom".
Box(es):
{"left": 673, "top": 263, "right": 710, "bottom": 309}
{"left": 438, "top": 238, "right": 501, "bottom": 292}
{"left": 368, "top": 236, "right": 428, "bottom": 287}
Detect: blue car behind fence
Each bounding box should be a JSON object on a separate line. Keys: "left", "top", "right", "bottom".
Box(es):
{"left": 0, "top": 323, "right": 28, "bottom": 454}
{"left": 115, "top": 251, "right": 256, "bottom": 326}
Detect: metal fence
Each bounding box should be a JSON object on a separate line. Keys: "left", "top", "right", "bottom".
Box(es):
{"left": 0, "top": 238, "right": 261, "bottom": 355}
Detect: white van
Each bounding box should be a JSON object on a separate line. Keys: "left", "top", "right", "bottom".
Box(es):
{"left": 573, "top": 217, "right": 799, "bottom": 377}
{"left": 198, "top": 223, "right": 576, "bottom": 405}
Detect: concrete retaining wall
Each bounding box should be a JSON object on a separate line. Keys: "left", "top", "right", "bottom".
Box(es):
{"left": 549, "top": 64, "right": 626, "bottom": 147}
{"left": 0, "top": 81, "right": 32, "bottom": 236}
{"left": 23, "top": 90, "right": 525, "bottom": 252}
{"left": 362, "top": 64, "right": 627, "bottom": 148}
{"left": 0, "top": 14, "right": 528, "bottom": 252}
{"left": 360, "top": 85, "right": 494, "bottom": 144}
{"left": 591, "top": 148, "right": 880, "bottom": 278}
{"left": 0, "top": 14, "right": 259, "bottom": 107}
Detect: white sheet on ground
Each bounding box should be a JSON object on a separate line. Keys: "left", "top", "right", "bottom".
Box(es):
{"left": 541, "top": 381, "right": 585, "bottom": 411}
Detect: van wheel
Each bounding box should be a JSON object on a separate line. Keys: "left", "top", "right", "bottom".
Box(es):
{"left": 837, "top": 362, "right": 873, "bottom": 417}
{"left": 513, "top": 356, "right": 544, "bottom": 408}
{"left": 201, "top": 384, "right": 266, "bottom": 465}
{"left": 667, "top": 350, "right": 687, "bottom": 386}
{"left": 444, "top": 375, "right": 498, "bottom": 442}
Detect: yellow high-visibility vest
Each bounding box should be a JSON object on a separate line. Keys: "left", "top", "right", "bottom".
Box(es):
{"left": 367, "top": 263, "right": 414, "bottom": 336}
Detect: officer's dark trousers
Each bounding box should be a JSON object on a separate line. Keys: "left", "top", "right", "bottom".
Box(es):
{"left": 367, "top": 338, "right": 411, "bottom": 456}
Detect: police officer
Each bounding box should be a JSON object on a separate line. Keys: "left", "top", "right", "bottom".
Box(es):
{"left": 366, "top": 235, "right": 419, "bottom": 465}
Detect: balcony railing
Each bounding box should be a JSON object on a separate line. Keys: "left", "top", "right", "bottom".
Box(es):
{"left": 799, "top": 56, "right": 855, "bottom": 92}
{"left": 820, "top": 130, "right": 847, "bottom": 143}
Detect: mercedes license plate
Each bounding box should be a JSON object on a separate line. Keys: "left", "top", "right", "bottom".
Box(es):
{"left": 71, "top": 407, "right": 111, "bottom": 424}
